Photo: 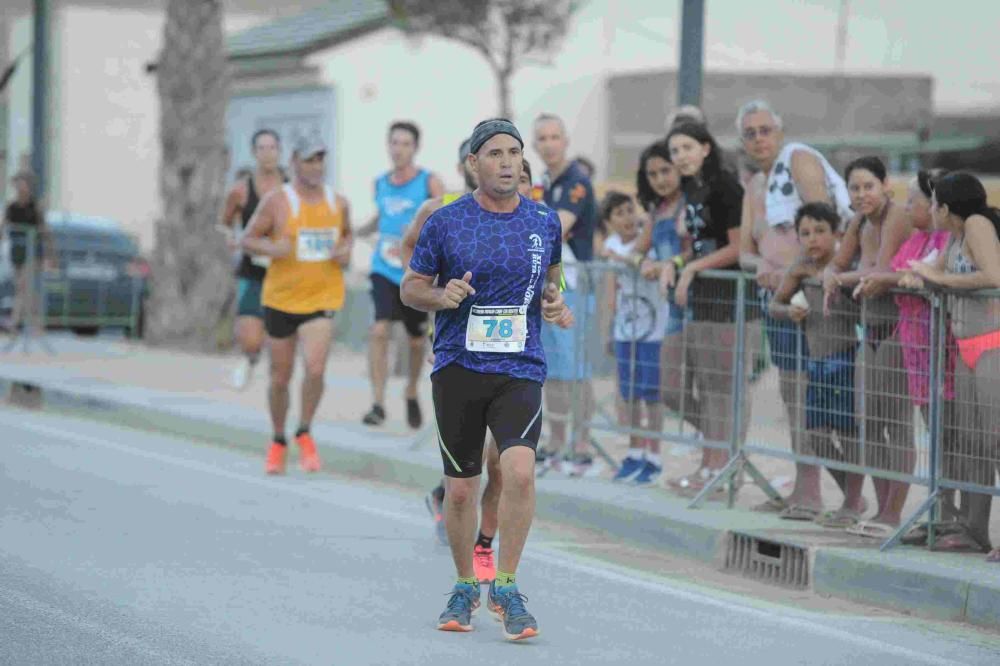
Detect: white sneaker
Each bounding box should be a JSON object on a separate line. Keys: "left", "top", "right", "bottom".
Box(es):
{"left": 230, "top": 357, "right": 256, "bottom": 390}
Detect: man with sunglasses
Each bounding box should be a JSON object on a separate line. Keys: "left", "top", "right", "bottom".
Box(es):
{"left": 736, "top": 99, "right": 853, "bottom": 521}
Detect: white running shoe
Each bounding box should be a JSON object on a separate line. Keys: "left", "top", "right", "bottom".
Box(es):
{"left": 230, "top": 356, "right": 256, "bottom": 390}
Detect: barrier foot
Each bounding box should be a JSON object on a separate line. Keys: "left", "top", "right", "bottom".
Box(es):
{"left": 586, "top": 436, "right": 618, "bottom": 470}
{"left": 688, "top": 453, "right": 743, "bottom": 509}
{"left": 879, "top": 490, "right": 938, "bottom": 553}
{"left": 688, "top": 452, "right": 782, "bottom": 510}
{"left": 741, "top": 457, "right": 783, "bottom": 506}
{"left": 3, "top": 326, "right": 55, "bottom": 355}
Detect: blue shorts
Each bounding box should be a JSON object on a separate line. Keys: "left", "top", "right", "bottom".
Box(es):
{"left": 542, "top": 290, "right": 595, "bottom": 381}
{"left": 806, "top": 347, "right": 858, "bottom": 433}
{"left": 236, "top": 278, "right": 264, "bottom": 318}
{"left": 615, "top": 341, "right": 661, "bottom": 402}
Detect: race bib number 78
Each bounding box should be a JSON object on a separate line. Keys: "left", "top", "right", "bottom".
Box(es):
{"left": 465, "top": 305, "right": 527, "bottom": 353}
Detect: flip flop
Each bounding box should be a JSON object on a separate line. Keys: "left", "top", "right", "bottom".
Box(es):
{"left": 816, "top": 508, "right": 862, "bottom": 529}
{"left": 929, "top": 524, "right": 991, "bottom": 553}
{"left": 751, "top": 497, "right": 787, "bottom": 513}
{"left": 779, "top": 505, "right": 822, "bottom": 521}
{"left": 901, "top": 521, "right": 966, "bottom": 546}
{"left": 667, "top": 469, "right": 717, "bottom": 494}
{"left": 845, "top": 520, "right": 898, "bottom": 540}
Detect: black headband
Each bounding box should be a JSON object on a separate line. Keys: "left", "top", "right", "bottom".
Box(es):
{"left": 469, "top": 119, "right": 523, "bottom": 155}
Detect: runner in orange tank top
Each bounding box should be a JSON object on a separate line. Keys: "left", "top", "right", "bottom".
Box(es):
{"left": 242, "top": 137, "right": 353, "bottom": 475}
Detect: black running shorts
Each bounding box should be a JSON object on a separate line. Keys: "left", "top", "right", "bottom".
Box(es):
{"left": 370, "top": 272, "right": 428, "bottom": 338}
{"left": 431, "top": 364, "right": 543, "bottom": 478}
{"left": 263, "top": 307, "right": 335, "bottom": 339}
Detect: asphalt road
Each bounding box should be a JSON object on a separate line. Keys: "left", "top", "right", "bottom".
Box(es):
{"left": 2, "top": 406, "right": 999, "bottom": 666}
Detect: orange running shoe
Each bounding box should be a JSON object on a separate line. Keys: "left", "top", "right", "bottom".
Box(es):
{"left": 296, "top": 432, "right": 322, "bottom": 472}
{"left": 473, "top": 545, "right": 495, "bottom": 584}
{"left": 265, "top": 443, "right": 287, "bottom": 475}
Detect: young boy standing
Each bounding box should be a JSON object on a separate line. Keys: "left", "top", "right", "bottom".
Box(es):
{"left": 769, "top": 202, "right": 866, "bottom": 519}
{"left": 603, "top": 192, "right": 670, "bottom": 485}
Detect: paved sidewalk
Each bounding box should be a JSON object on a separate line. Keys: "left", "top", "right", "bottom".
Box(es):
{"left": 2, "top": 333, "right": 999, "bottom": 629}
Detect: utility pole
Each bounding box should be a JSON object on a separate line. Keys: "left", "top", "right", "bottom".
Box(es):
{"left": 835, "top": 0, "right": 849, "bottom": 73}
{"left": 677, "top": 0, "right": 704, "bottom": 107}
{"left": 32, "top": 0, "right": 50, "bottom": 198}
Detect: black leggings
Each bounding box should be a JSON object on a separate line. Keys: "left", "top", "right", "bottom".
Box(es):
{"left": 431, "top": 364, "right": 542, "bottom": 478}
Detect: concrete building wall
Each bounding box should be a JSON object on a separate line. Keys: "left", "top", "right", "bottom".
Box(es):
{"left": 606, "top": 70, "right": 934, "bottom": 182}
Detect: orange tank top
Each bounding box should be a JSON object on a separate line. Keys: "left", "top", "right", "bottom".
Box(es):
{"left": 262, "top": 183, "right": 346, "bottom": 314}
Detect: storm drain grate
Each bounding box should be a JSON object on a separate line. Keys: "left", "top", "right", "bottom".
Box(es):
{"left": 724, "top": 532, "right": 809, "bottom": 588}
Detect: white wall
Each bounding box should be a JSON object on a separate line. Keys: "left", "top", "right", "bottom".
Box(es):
{"left": 5, "top": 6, "right": 281, "bottom": 250}
{"left": 311, "top": 0, "right": 674, "bottom": 225}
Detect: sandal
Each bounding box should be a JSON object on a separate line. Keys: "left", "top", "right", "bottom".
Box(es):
{"left": 667, "top": 468, "right": 713, "bottom": 493}
{"left": 816, "top": 508, "right": 863, "bottom": 529}
{"left": 901, "top": 521, "right": 965, "bottom": 546}
{"left": 751, "top": 497, "right": 787, "bottom": 513}
{"left": 930, "top": 524, "right": 990, "bottom": 554}
{"left": 779, "top": 505, "right": 822, "bottom": 521}
{"left": 845, "top": 519, "right": 898, "bottom": 540}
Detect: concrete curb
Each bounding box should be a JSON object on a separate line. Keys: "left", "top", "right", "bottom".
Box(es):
{"left": 3, "top": 372, "right": 998, "bottom": 629}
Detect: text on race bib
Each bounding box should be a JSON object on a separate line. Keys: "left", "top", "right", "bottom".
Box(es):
{"left": 297, "top": 228, "right": 340, "bottom": 262}
{"left": 379, "top": 235, "right": 403, "bottom": 269}
{"left": 465, "top": 305, "right": 527, "bottom": 353}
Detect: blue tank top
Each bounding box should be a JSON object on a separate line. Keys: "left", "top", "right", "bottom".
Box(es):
{"left": 409, "top": 193, "right": 563, "bottom": 384}
{"left": 372, "top": 169, "right": 430, "bottom": 284}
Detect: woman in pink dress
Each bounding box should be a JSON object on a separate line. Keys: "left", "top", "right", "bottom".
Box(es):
{"left": 856, "top": 170, "right": 960, "bottom": 543}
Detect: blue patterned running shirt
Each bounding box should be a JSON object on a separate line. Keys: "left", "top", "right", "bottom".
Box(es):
{"left": 409, "top": 193, "right": 562, "bottom": 384}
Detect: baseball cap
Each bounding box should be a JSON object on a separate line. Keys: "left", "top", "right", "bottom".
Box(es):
{"left": 292, "top": 136, "right": 327, "bottom": 159}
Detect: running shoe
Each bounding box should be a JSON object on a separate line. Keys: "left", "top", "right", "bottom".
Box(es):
{"left": 295, "top": 432, "right": 322, "bottom": 473}
{"left": 473, "top": 545, "right": 496, "bottom": 584}
{"left": 424, "top": 487, "right": 448, "bottom": 546}
{"left": 487, "top": 581, "right": 538, "bottom": 641}
{"left": 230, "top": 356, "right": 256, "bottom": 391}
{"left": 612, "top": 456, "right": 645, "bottom": 482}
{"left": 437, "top": 582, "right": 480, "bottom": 632}
{"left": 632, "top": 460, "right": 663, "bottom": 486}
{"left": 362, "top": 404, "right": 386, "bottom": 426}
{"left": 406, "top": 398, "right": 422, "bottom": 429}
{"left": 265, "top": 442, "right": 286, "bottom": 475}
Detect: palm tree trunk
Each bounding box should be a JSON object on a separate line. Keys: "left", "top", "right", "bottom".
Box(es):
{"left": 149, "top": 0, "right": 232, "bottom": 349}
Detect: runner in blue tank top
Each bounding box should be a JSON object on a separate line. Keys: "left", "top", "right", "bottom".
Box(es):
{"left": 356, "top": 121, "right": 444, "bottom": 430}
{"left": 402, "top": 119, "right": 573, "bottom": 641}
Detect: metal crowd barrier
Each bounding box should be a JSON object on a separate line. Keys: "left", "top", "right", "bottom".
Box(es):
{"left": 566, "top": 259, "right": 999, "bottom": 551}
{"left": 2, "top": 223, "right": 145, "bottom": 353}
{"left": 928, "top": 286, "right": 1000, "bottom": 550}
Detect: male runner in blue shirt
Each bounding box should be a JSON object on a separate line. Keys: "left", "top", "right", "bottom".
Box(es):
{"left": 402, "top": 118, "right": 572, "bottom": 641}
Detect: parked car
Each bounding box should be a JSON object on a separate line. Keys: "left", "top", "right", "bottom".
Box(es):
{"left": 0, "top": 212, "right": 150, "bottom": 337}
